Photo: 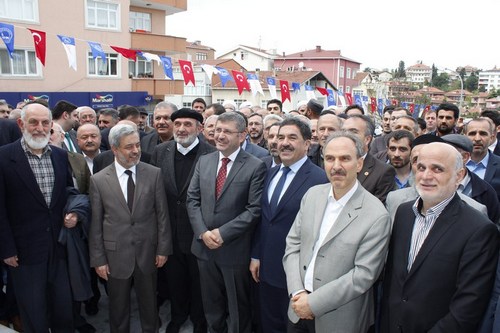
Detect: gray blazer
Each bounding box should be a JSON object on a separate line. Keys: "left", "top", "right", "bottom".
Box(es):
{"left": 283, "top": 183, "right": 391, "bottom": 333}
{"left": 186, "top": 149, "right": 267, "bottom": 265}
{"left": 386, "top": 187, "right": 488, "bottom": 223}
{"left": 89, "top": 162, "right": 172, "bottom": 279}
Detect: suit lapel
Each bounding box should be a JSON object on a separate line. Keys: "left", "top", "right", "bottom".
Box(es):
{"left": 163, "top": 144, "right": 178, "bottom": 194}
{"left": 406, "top": 196, "right": 460, "bottom": 279}
{"left": 357, "top": 154, "right": 374, "bottom": 185}
{"left": 50, "top": 149, "right": 66, "bottom": 208}
{"left": 105, "top": 163, "right": 130, "bottom": 213}
{"left": 12, "top": 142, "right": 47, "bottom": 207}
{"left": 484, "top": 152, "right": 497, "bottom": 183}
{"left": 273, "top": 161, "right": 312, "bottom": 216}
{"left": 312, "top": 185, "right": 332, "bottom": 240}
{"left": 179, "top": 141, "right": 210, "bottom": 195}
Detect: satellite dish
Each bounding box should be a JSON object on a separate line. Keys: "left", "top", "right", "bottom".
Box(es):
{"left": 298, "top": 61, "right": 304, "bottom": 69}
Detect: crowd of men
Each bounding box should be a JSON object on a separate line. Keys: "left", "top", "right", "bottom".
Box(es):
{"left": 1, "top": 96, "right": 500, "bottom": 333}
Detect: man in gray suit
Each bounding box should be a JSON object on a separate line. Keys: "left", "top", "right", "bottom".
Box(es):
{"left": 89, "top": 124, "right": 172, "bottom": 333}
{"left": 283, "top": 131, "right": 391, "bottom": 332}
{"left": 187, "top": 112, "right": 267, "bottom": 333}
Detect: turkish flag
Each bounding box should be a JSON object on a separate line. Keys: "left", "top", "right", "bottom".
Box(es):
{"left": 345, "top": 93, "right": 353, "bottom": 105}
{"left": 392, "top": 99, "right": 398, "bottom": 106}
{"left": 316, "top": 87, "right": 329, "bottom": 96}
{"left": 370, "top": 97, "right": 377, "bottom": 113}
{"left": 28, "top": 29, "right": 46, "bottom": 66}
{"left": 423, "top": 105, "right": 431, "bottom": 114}
{"left": 232, "top": 70, "right": 250, "bottom": 95}
{"left": 280, "top": 80, "right": 290, "bottom": 102}
{"left": 409, "top": 103, "right": 415, "bottom": 114}
{"left": 179, "top": 59, "right": 195, "bottom": 86}
{"left": 111, "top": 46, "right": 137, "bottom": 61}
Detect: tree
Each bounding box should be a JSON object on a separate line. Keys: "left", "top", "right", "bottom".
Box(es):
{"left": 433, "top": 73, "right": 450, "bottom": 90}
{"left": 465, "top": 73, "right": 478, "bottom": 92}
{"left": 363, "top": 67, "right": 371, "bottom": 72}
{"left": 459, "top": 67, "right": 466, "bottom": 81}
{"left": 431, "top": 64, "right": 438, "bottom": 84}
{"left": 394, "top": 61, "right": 406, "bottom": 79}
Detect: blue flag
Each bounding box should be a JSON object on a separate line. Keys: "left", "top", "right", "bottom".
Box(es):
{"left": 291, "top": 82, "right": 301, "bottom": 92}
{"left": 378, "top": 99, "right": 384, "bottom": 115}
{"left": 327, "top": 89, "right": 336, "bottom": 106}
{"left": 88, "top": 41, "right": 106, "bottom": 62}
{"left": 0, "top": 23, "right": 15, "bottom": 59}
{"left": 305, "top": 85, "right": 313, "bottom": 91}
{"left": 413, "top": 104, "right": 420, "bottom": 118}
{"left": 266, "top": 77, "right": 275, "bottom": 86}
{"left": 247, "top": 73, "right": 258, "bottom": 80}
{"left": 354, "top": 94, "right": 362, "bottom": 106}
{"left": 159, "top": 56, "right": 173, "bottom": 80}
{"left": 216, "top": 66, "right": 233, "bottom": 87}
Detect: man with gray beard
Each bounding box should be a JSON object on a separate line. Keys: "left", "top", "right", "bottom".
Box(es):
{"left": 150, "top": 109, "right": 216, "bottom": 333}
{"left": 0, "top": 102, "right": 76, "bottom": 331}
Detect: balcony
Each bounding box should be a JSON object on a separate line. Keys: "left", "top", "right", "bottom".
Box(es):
{"left": 129, "top": 0, "right": 187, "bottom": 14}
{"left": 131, "top": 32, "right": 186, "bottom": 53}
{"left": 132, "top": 78, "right": 185, "bottom": 97}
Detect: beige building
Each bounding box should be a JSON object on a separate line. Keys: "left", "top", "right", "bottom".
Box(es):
{"left": 0, "top": 0, "right": 187, "bottom": 108}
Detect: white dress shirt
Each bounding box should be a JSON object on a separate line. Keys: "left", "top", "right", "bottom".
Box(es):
{"left": 114, "top": 161, "right": 137, "bottom": 203}
{"left": 267, "top": 155, "right": 308, "bottom": 204}
{"left": 217, "top": 147, "right": 240, "bottom": 176}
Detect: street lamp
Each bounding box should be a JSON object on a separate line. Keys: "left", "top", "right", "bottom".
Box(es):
{"left": 444, "top": 68, "right": 464, "bottom": 111}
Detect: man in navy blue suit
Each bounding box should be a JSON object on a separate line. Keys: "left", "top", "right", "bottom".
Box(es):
{"left": 250, "top": 117, "right": 328, "bottom": 333}
{"left": 0, "top": 103, "right": 75, "bottom": 332}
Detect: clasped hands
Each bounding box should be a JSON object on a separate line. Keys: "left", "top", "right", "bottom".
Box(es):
{"left": 291, "top": 291, "right": 314, "bottom": 320}
{"left": 201, "top": 228, "right": 223, "bottom": 249}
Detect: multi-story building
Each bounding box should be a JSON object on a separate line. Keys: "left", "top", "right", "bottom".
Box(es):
{"left": 217, "top": 45, "right": 277, "bottom": 72}
{"left": 274, "top": 46, "right": 361, "bottom": 98}
{"left": 0, "top": 0, "right": 187, "bottom": 108}
{"left": 406, "top": 63, "right": 432, "bottom": 84}
{"left": 479, "top": 67, "right": 500, "bottom": 92}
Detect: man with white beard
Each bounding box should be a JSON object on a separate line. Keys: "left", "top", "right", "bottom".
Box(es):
{"left": 0, "top": 102, "right": 76, "bottom": 332}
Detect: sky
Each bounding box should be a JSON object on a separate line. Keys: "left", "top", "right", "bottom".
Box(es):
{"left": 166, "top": 0, "right": 500, "bottom": 72}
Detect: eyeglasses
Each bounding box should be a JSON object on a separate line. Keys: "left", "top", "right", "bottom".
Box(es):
{"left": 215, "top": 128, "right": 241, "bottom": 135}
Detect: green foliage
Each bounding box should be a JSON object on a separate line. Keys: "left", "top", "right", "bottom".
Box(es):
{"left": 394, "top": 61, "right": 406, "bottom": 78}
{"left": 465, "top": 73, "right": 478, "bottom": 92}
{"left": 432, "top": 73, "right": 450, "bottom": 90}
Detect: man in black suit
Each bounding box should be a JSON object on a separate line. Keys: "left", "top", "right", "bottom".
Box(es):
{"left": 0, "top": 103, "right": 76, "bottom": 331}
{"left": 141, "top": 101, "right": 177, "bottom": 155}
{"left": 250, "top": 118, "right": 328, "bottom": 332}
{"left": 150, "top": 109, "right": 216, "bottom": 333}
{"left": 381, "top": 142, "right": 499, "bottom": 332}
{"left": 342, "top": 114, "right": 396, "bottom": 203}
{"left": 52, "top": 100, "right": 81, "bottom": 153}
{"left": 0, "top": 118, "right": 21, "bottom": 146}
{"left": 465, "top": 117, "right": 500, "bottom": 202}
{"left": 187, "top": 112, "right": 267, "bottom": 333}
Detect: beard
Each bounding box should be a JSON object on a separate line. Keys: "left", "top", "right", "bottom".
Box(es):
{"left": 174, "top": 132, "right": 198, "bottom": 147}
{"left": 23, "top": 129, "right": 49, "bottom": 150}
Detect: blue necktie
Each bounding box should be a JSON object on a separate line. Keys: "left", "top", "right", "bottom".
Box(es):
{"left": 269, "top": 167, "right": 291, "bottom": 213}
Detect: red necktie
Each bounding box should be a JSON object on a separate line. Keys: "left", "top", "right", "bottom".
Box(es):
{"left": 215, "top": 158, "right": 230, "bottom": 199}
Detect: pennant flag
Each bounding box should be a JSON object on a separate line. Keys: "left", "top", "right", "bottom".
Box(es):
{"left": 401, "top": 102, "right": 408, "bottom": 109}
{"left": 88, "top": 41, "right": 106, "bottom": 62}
{"left": 266, "top": 77, "right": 277, "bottom": 99}
{"left": 431, "top": 105, "right": 438, "bottom": 111}
{"left": 345, "top": 93, "right": 353, "bottom": 105}
{"left": 327, "top": 89, "right": 336, "bottom": 106}
{"left": 391, "top": 99, "right": 398, "bottom": 106}
{"left": 232, "top": 70, "right": 250, "bottom": 94}
{"left": 279, "top": 80, "right": 291, "bottom": 103}
{"left": 378, "top": 98, "right": 384, "bottom": 115}
{"left": 385, "top": 99, "right": 391, "bottom": 106}
{"left": 111, "top": 46, "right": 136, "bottom": 61}
{"left": 57, "top": 35, "right": 77, "bottom": 71}
{"left": 291, "top": 82, "right": 301, "bottom": 92}
{"left": 179, "top": 59, "right": 195, "bottom": 86}
{"left": 413, "top": 104, "right": 420, "bottom": 118}
{"left": 336, "top": 90, "right": 346, "bottom": 107}
{"left": 27, "top": 29, "right": 46, "bottom": 66}
{"left": 305, "top": 85, "right": 315, "bottom": 100}
{"left": 200, "top": 64, "right": 219, "bottom": 83}
{"left": 424, "top": 105, "right": 431, "bottom": 114}
{"left": 0, "top": 23, "right": 15, "bottom": 59}
{"left": 316, "top": 87, "right": 329, "bottom": 96}
{"left": 138, "top": 51, "right": 161, "bottom": 64}
{"left": 409, "top": 103, "right": 416, "bottom": 118}
{"left": 216, "top": 66, "right": 233, "bottom": 87}
{"left": 247, "top": 73, "right": 264, "bottom": 96}
{"left": 159, "top": 56, "right": 173, "bottom": 80}
{"left": 354, "top": 94, "right": 362, "bottom": 106}
{"left": 370, "top": 97, "right": 377, "bottom": 113}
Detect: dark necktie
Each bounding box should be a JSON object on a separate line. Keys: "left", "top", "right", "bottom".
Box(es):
{"left": 269, "top": 166, "right": 291, "bottom": 213}
{"left": 64, "top": 132, "right": 75, "bottom": 152}
{"left": 215, "top": 158, "right": 230, "bottom": 199}
{"left": 125, "top": 170, "right": 135, "bottom": 211}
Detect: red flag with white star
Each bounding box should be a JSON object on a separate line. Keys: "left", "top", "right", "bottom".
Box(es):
{"left": 179, "top": 59, "right": 195, "bottom": 86}
{"left": 28, "top": 29, "right": 46, "bottom": 66}
{"left": 345, "top": 93, "right": 353, "bottom": 105}
{"left": 316, "top": 87, "right": 329, "bottom": 96}
{"left": 280, "top": 80, "right": 291, "bottom": 102}
{"left": 370, "top": 97, "right": 377, "bottom": 113}
{"left": 232, "top": 70, "right": 250, "bottom": 95}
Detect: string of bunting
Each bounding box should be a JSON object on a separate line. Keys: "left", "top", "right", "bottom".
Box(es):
{"left": 0, "top": 22, "right": 434, "bottom": 116}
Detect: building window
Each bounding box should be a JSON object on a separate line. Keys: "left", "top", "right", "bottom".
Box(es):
{"left": 183, "top": 102, "right": 192, "bottom": 108}
{"left": 0, "top": 0, "right": 38, "bottom": 22}
{"left": 196, "top": 52, "right": 207, "bottom": 61}
{"left": 339, "top": 66, "right": 344, "bottom": 78}
{"left": 88, "top": 52, "right": 119, "bottom": 77}
{"left": 240, "top": 51, "right": 248, "bottom": 60}
{"left": 86, "top": 0, "right": 119, "bottom": 30}
{"left": 129, "top": 11, "right": 151, "bottom": 32}
{"left": 346, "top": 68, "right": 351, "bottom": 79}
{"left": 128, "top": 59, "right": 152, "bottom": 78}
{"left": 0, "top": 49, "right": 39, "bottom": 76}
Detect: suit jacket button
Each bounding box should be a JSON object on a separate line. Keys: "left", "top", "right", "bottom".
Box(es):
{"left": 303, "top": 265, "right": 307, "bottom": 270}
{"left": 177, "top": 201, "right": 181, "bottom": 205}
{"left": 402, "top": 297, "right": 408, "bottom": 302}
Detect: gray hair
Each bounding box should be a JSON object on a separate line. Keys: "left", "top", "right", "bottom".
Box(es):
{"left": 217, "top": 112, "right": 247, "bottom": 132}
{"left": 263, "top": 114, "right": 282, "bottom": 126}
{"left": 453, "top": 149, "right": 464, "bottom": 172}
{"left": 154, "top": 101, "right": 178, "bottom": 112}
{"left": 205, "top": 114, "right": 219, "bottom": 123}
{"left": 325, "top": 130, "right": 365, "bottom": 159}
{"left": 21, "top": 103, "right": 52, "bottom": 122}
{"left": 98, "top": 108, "right": 119, "bottom": 120}
{"left": 109, "top": 124, "right": 137, "bottom": 148}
